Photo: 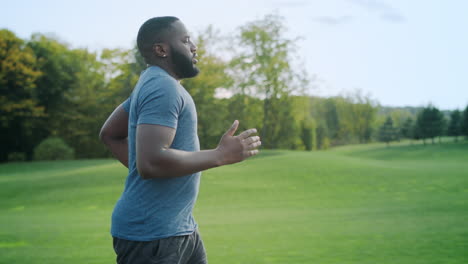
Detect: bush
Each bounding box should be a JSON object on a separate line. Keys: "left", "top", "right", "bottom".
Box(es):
{"left": 8, "top": 152, "right": 26, "bottom": 162}
{"left": 33, "top": 137, "right": 75, "bottom": 161}
{"left": 300, "top": 119, "right": 317, "bottom": 151}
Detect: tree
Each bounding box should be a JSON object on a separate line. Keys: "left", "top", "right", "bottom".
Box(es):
{"left": 26, "top": 34, "right": 83, "bottom": 157}
{"left": 430, "top": 106, "right": 445, "bottom": 144}
{"left": 56, "top": 48, "right": 109, "bottom": 158}
{"left": 389, "top": 109, "right": 414, "bottom": 129}
{"left": 27, "top": 34, "right": 77, "bottom": 113}
{"left": 299, "top": 118, "right": 316, "bottom": 151}
{"left": 461, "top": 105, "right": 468, "bottom": 139}
{"left": 331, "top": 93, "right": 377, "bottom": 145}
{"left": 0, "top": 29, "right": 43, "bottom": 161}
{"left": 447, "top": 110, "right": 462, "bottom": 142}
{"left": 315, "top": 123, "right": 330, "bottom": 150}
{"left": 225, "top": 94, "right": 264, "bottom": 147}
{"left": 230, "top": 14, "right": 308, "bottom": 149}
{"left": 322, "top": 98, "right": 340, "bottom": 143}
{"left": 378, "top": 116, "right": 396, "bottom": 146}
{"left": 350, "top": 93, "right": 377, "bottom": 143}
{"left": 416, "top": 105, "right": 444, "bottom": 145}
{"left": 28, "top": 34, "right": 116, "bottom": 158}
{"left": 400, "top": 117, "right": 415, "bottom": 144}
{"left": 101, "top": 46, "right": 146, "bottom": 105}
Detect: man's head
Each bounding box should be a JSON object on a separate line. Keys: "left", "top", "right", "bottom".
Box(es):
{"left": 137, "top": 16, "right": 199, "bottom": 79}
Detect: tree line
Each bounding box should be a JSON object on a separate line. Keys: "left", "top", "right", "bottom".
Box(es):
{"left": 378, "top": 105, "right": 468, "bottom": 146}
{"left": 1, "top": 14, "right": 466, "bottom": 162}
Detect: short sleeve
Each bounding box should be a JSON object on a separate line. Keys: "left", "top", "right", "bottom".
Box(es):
{"left": 136, "top": 77, "right": 183, "bottom": 129}
{"left": 122, "top": 97, "right": 131, "bottom": 112}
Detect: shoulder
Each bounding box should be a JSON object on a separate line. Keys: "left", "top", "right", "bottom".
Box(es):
{"left": 142, "top": 67, "right": 179, "bottom": 89}
{"left": 138, "top": 75, "right": 180, "bottom": 98}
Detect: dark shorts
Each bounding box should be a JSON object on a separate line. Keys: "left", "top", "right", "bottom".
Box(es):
{"left": 113, "top": 230, "right": 207, "bottom": 264}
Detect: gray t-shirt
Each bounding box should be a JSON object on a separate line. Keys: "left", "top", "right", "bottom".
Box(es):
{"left": 111, "top": 66, "right": 200, "bottom": 241}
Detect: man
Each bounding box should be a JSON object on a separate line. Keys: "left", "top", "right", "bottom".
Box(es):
{"left": 99, "top": 16, "right": 261, "bottom": 264}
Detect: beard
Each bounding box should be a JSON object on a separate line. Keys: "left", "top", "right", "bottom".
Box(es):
{"left": 170, "top": 48, "right": 200, "bottom": 79}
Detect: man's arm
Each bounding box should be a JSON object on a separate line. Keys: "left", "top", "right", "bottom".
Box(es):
{"left": 137, "top": 120, "right": 261, "bottom": 179}
{"left": 99, "top": 104, "right": 129, "bottom": 168}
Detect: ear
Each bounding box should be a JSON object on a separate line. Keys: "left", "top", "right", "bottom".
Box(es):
{"left": 153, "top": 43, "right": 169, "bottom": 58}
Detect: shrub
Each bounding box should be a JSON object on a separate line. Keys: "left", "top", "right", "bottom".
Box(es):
{"left": 321, "top": 137, "right": 330, "bottom": 150}
{"left": 8, "top": 152, "right": 26, "bottom": 162}
{"left": 33, "top": 137, "right": 75, "bottom": 161}
{"left": 300, "top": 119, "right": 317, "bottom": 151}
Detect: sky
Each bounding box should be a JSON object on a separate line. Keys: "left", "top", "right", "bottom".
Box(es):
{"left": 2, "top": 0, "right": 467, "bottom": 110}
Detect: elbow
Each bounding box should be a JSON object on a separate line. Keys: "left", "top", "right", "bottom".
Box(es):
{"left": 137, "top": 164, "right": 153, "bottom": 180}
{"left": 99, "top": 127, "right": 109, "bottom": 145}
{"left": 100, "top": 127, "right": 125, "bottom": 146}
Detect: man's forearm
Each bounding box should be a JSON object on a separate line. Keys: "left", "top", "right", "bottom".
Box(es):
{"left": 105, "top": 138, "right": 129, "bottom": 168}
{"left": 139, "top": 148, "right": 223, "bottom": 179}
{"left": 137, "top": 121, "right": 261, "bottom": 179}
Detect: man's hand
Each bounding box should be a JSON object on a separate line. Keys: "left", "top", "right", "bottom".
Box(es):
{"left": 216, "top": 120, "right": 262, "bottom": 165}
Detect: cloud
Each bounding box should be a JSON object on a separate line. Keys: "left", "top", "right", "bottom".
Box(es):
{"left": 349, "top": 0, "right": 406, "bottom": 23}
{"left": 311, "top": 15, "right": 354, "bottom": 26}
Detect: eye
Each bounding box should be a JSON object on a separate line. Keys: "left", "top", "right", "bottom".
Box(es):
{"left": 184, "top": 37, "right": 190, "bottom": 44}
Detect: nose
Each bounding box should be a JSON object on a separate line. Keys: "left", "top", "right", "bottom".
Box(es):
{"left": 190, "top": 41, "right": 197, "bottom": 53}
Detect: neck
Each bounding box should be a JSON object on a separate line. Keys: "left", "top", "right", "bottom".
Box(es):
{"left": 149, "top": 60, "right": 180, "bottom": 81}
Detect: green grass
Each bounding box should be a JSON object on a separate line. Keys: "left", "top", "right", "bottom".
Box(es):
{"left": 1, "top": 141, "right": 468, "bottom": 263}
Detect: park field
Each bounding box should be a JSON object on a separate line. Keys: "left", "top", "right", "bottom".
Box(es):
{"left": 1, "top": 141, "right": 467, "bottom": 264}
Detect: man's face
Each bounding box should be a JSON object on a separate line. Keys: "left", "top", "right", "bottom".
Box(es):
{"left": 168, "top": 20, "right": 199, "bottom": 79}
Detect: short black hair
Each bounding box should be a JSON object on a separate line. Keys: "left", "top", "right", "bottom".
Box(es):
{"left": 137, "top": 16, "right": 180, "bottom": 64}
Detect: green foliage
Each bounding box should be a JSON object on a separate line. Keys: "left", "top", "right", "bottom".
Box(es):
{"left": 225, "top": 94, "right": 264, "bottom": 144}
{"left": 309, "top": 93, "right": 377, "bottom": 147}
{"left": 378, "top": 116, "right": 396, "bottom": 146}
{"left": 300, "top": 118, "right": 316, "bottom": 151}
{"left": 7, "top": 152, "right": 26, "bottom": 162}
{"left": 400, "top": 117, "right": 417, "bottom": 145}
{"left": 388, "top": 109, "right": 413, "bottom": 130}
{"left": 416, "top": 105, "right": 445, "bottom": 145}
{"left": 323, "top": 98, "right": 340, "bottom": 140}
{"left": 347, "top": 93, "right": 377, "bottom": 143}
{"left": 1, "top": 31, "right": 124, "bottom": 161}
{"left": 461, "top": 105, "right": 468, "bottom": 138}
{"left": 33, "top": 137, "right": 74, "bottom": 161}
{"left": 102, "top": 46, "right": 145, "bottom": 102}
{"left": 315, "top": 124, "right": 330, "bottom": 150}
{"left": 0, "top": 29, "right": 44, "bottom": 161}
{"left": 28, "top": 35, "right": 117, "bottom": 159}
{"left": 55, "top": 49, "right": 110, "bottom": 158}
{"left": 27, "top": 34, "right": 77, "bottom": 112}
{"left": 231, "top": 14, "right": 308, "bottom": 149}
{"left": 448, "top": 110, "right": 462, "bottom": 141}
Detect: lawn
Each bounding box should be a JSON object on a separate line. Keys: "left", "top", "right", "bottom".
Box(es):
{"left": 1, "top": 141, "right": 467, "bottom": 263}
